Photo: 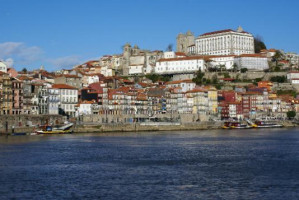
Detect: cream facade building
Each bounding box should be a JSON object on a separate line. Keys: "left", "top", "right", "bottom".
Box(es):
{"left": 195, "top": 26, "right": 254, "bottom": 56}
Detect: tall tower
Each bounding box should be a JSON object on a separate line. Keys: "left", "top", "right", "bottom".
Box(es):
{"left": 176, "top": 31, "right": 195, "bottom": 54}
{"left": 122, "top": 43, "right": 131, "bottom": 76}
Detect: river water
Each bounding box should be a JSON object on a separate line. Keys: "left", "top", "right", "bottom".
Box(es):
{"left": 0, "top": 128, "right": 299, "bottom": 200}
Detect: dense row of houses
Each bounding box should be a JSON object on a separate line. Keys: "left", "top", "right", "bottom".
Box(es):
{"left": 1, "top": 65, "right": 299, "bottom": 121}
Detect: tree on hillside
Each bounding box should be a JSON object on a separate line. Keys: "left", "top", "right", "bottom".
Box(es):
{"left": 21, "top": 68, "right": 28, "bottom": 73}
{"left": 272, "top": 50, "right": 284, "bottom": 68}
{"left": 270, "top": 76, "right": 286, "bottom": 83}
{"left": 166, "top": 44, "right": 173, "bottom": 52}
{"left": 287, "top": 111, "right": 296, "bottom": 119}
{"left": 254, "top": 35, "right": 267, "bottom": 53}
{"left": 192, "top": 69, "right": 205, "bottom": 85}
{"left": 241, "top": 68, "right": 248, "bottom": 73}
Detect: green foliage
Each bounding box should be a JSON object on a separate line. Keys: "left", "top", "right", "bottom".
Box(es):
{"left": 192, "top": 69, "right": 205, "bottom": 85}
{"left": 270, "top": 76, "right": 286, "bottom": 83}
{"left": 205, "top": 79, "right": 211, "bottom": 84}
{"left": 166, "top": 44, "right": 173, "bottom": 51}
{"left": 215, "top": 84, "right": 222, "bottom": 90}
{"left": 22, "top": 68, "right": 28, "bottom": 73}
{"left": 212, "top": 74, "right": 218, "bottom": 84}
{"left": 223, "top": 72, "right": 230, "bottom": 78}
{"left": 240, "top": 68, "right": 248, "bottom": 73}
{"left": 274, "top": 66, "right": 281, "bottom": 72}
{"left": 276, "top": 90, "right": 297, "bottom": 97}
{"left": 255, "top": 78, "right": 262, "bottom": 82}
{"left": 287, "top": 111, "right": 296, "bottom": 119}
{"left": 145, "top": 74, "right": 171, "bottom": 83}
{"left": 254, "top": 36, "right": 267, "bottom": 53}
{"left": 232, "top": 63, "right": 238, "bottom": 72}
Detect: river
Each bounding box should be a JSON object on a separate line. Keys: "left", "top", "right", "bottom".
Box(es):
{"left": 0, "top": 128, "right": 299, "bottom": 199}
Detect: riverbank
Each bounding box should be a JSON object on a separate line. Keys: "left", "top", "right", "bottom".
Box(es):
{"left": 1, "top": 120, "right": 298, "bottom": 135}
{"left": 72, "top": 120, "right": 298, "bottom": 134}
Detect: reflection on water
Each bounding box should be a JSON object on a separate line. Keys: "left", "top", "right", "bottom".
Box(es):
{"left": 0, "top": 128, "right": 299, "bottom": 199}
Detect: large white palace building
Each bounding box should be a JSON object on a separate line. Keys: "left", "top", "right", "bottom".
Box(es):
{"left": 195, "top": 26, "right": 255, "bottom": 56}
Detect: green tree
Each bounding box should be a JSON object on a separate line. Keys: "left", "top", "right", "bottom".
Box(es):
{"left": 166, "top": 44, "right": 173, "bottom": 52}
{"left": 192, "top": 69, "right": 205, "bottom": 85}
{"left": 272, "top": 50, "right": 284, "bottom": 68}
{"left": 212, "top": 74, "right": 218, "bottom": 84}
{"left": 22, "top": 68, "right": 28, "bottom": 73}
{"left": 223, "top": 72, "right": 230, "bottom": 78}
{"left": 232, "top": 63, "right": 238, "bottom": 72}
{"left": 287, "top": 111, "right": 296, "bottom": 119}
{"left": 241, "top": 68, "right": 248, "bottom": 73}
{"left": 270, "top": 76, "right": 286, "bottom": 83}
{"left": 145, "top": 74, "right": 160, "bottom": 83}
{"left": 254, "top": 35, "right": 267, "bottom": 53}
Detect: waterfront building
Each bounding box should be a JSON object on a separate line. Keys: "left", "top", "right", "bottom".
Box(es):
{"left": 52, "top": 84, "right": 78, "bottom": 117}
{"left": 195, "top": 26, "right": 254, "bottom": 56}
{"left": 12, "top": 79, "right": 23, "bottom": 115}
{"left": 48, "top": 87, "right": 60, "bottom": 115}
{"left": 76, "top": 100, "right": 96, "bottom": 116}
{"left": 0, "top": 72, "right": 12, "bottom": 115}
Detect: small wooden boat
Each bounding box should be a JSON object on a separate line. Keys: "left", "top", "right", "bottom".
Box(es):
{"left": 36, "top": 123, "right": 74, "bottom": 134}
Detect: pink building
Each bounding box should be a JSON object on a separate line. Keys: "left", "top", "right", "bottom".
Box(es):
{"left": 12, "top": 79, "right": 23, "bottom": 115}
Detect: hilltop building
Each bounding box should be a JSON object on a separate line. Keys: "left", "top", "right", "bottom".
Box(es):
{"left": 195, "top": 26, "right": 254, "bottom": 56}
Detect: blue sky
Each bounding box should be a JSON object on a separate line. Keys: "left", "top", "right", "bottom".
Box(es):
{"left": 0, "top": 0, "right": 299, "bottom": 71}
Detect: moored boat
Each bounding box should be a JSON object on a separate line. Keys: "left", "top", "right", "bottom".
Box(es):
{"left": 36, "top": 123, "right": 74, "bottom": 134}
{"left": 253, "top": 120, "right": 283, "bottom": 128}
{"left": 222, "top": 121, "right": 252, "bottom": 129}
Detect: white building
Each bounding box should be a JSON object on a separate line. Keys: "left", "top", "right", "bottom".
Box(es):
{"left": 195, "top": 26, "right": 254, "bottom": 56}
{"left": 129, "top": 64, "right": 143, "bottom": 75}
{"left": 155, "top": 56, "right": 205, "bottom": 74}
{"left": 52, "top": 84, "right": 78, "bottom": 117}
{"left": 287, "top": 71, "right": 299, "bottom": 80}
{"left": 48, "top": 87, "right": 60, "bottom": 115}
{"left": 75, "top": 101, "right": 95, "bottom": 116}
{"left": 0, "top": 61, "right": 7, "bottom": 73}
{"left": 208, "top": 55, "right": 236, "bottom": 70}
{"left": 234, "top": 54, "right": 269, "bottom": 71}
{"left": 100, "top": 66, "right": 114, "bottom": 77}
{"left": 165, "top": 80, "right": 196, "bottom": 92}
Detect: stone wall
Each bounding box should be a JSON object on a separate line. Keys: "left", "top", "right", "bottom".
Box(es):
{"left": 0, "top": 115, "right": 65, "bottom": 131}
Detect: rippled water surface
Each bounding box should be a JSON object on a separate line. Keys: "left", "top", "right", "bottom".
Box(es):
{"left": 1, "top": 128, "right": 299, "bottom": 199}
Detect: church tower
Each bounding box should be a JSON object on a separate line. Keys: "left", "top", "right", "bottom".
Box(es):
{"left": 176, "top": 31, "right": 195, "bottom": 54}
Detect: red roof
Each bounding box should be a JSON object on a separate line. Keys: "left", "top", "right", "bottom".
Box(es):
{"left": 200, "top": 29, "right": 250, "bottom": 36}
{"left": 201, "top": 29, "right": 234, "bottom": 36}
{"left": 166, "top": 79, "right": 193, "bottom": 85}
{"left": 237, "top": 54, "right": 266, "bottom": 58}
{"left": 175, "top": 52, "right": 186, "bottom": 56}
{"left": 52, "top": 84, "right": 77, "bottom": 89}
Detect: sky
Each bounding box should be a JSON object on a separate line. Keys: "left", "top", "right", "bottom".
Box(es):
{"left": 0, "top": 0, "right": 299, "bottom": 71}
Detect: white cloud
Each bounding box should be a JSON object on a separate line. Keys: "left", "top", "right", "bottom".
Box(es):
{"left": 3, "top": 58, "right": 14, "bottom": 67}
{"left": 0, "top": 42, "right": 43, "bottom": 65}
{"left": 48, "top": 55, "right": 82, "bottom": 69}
